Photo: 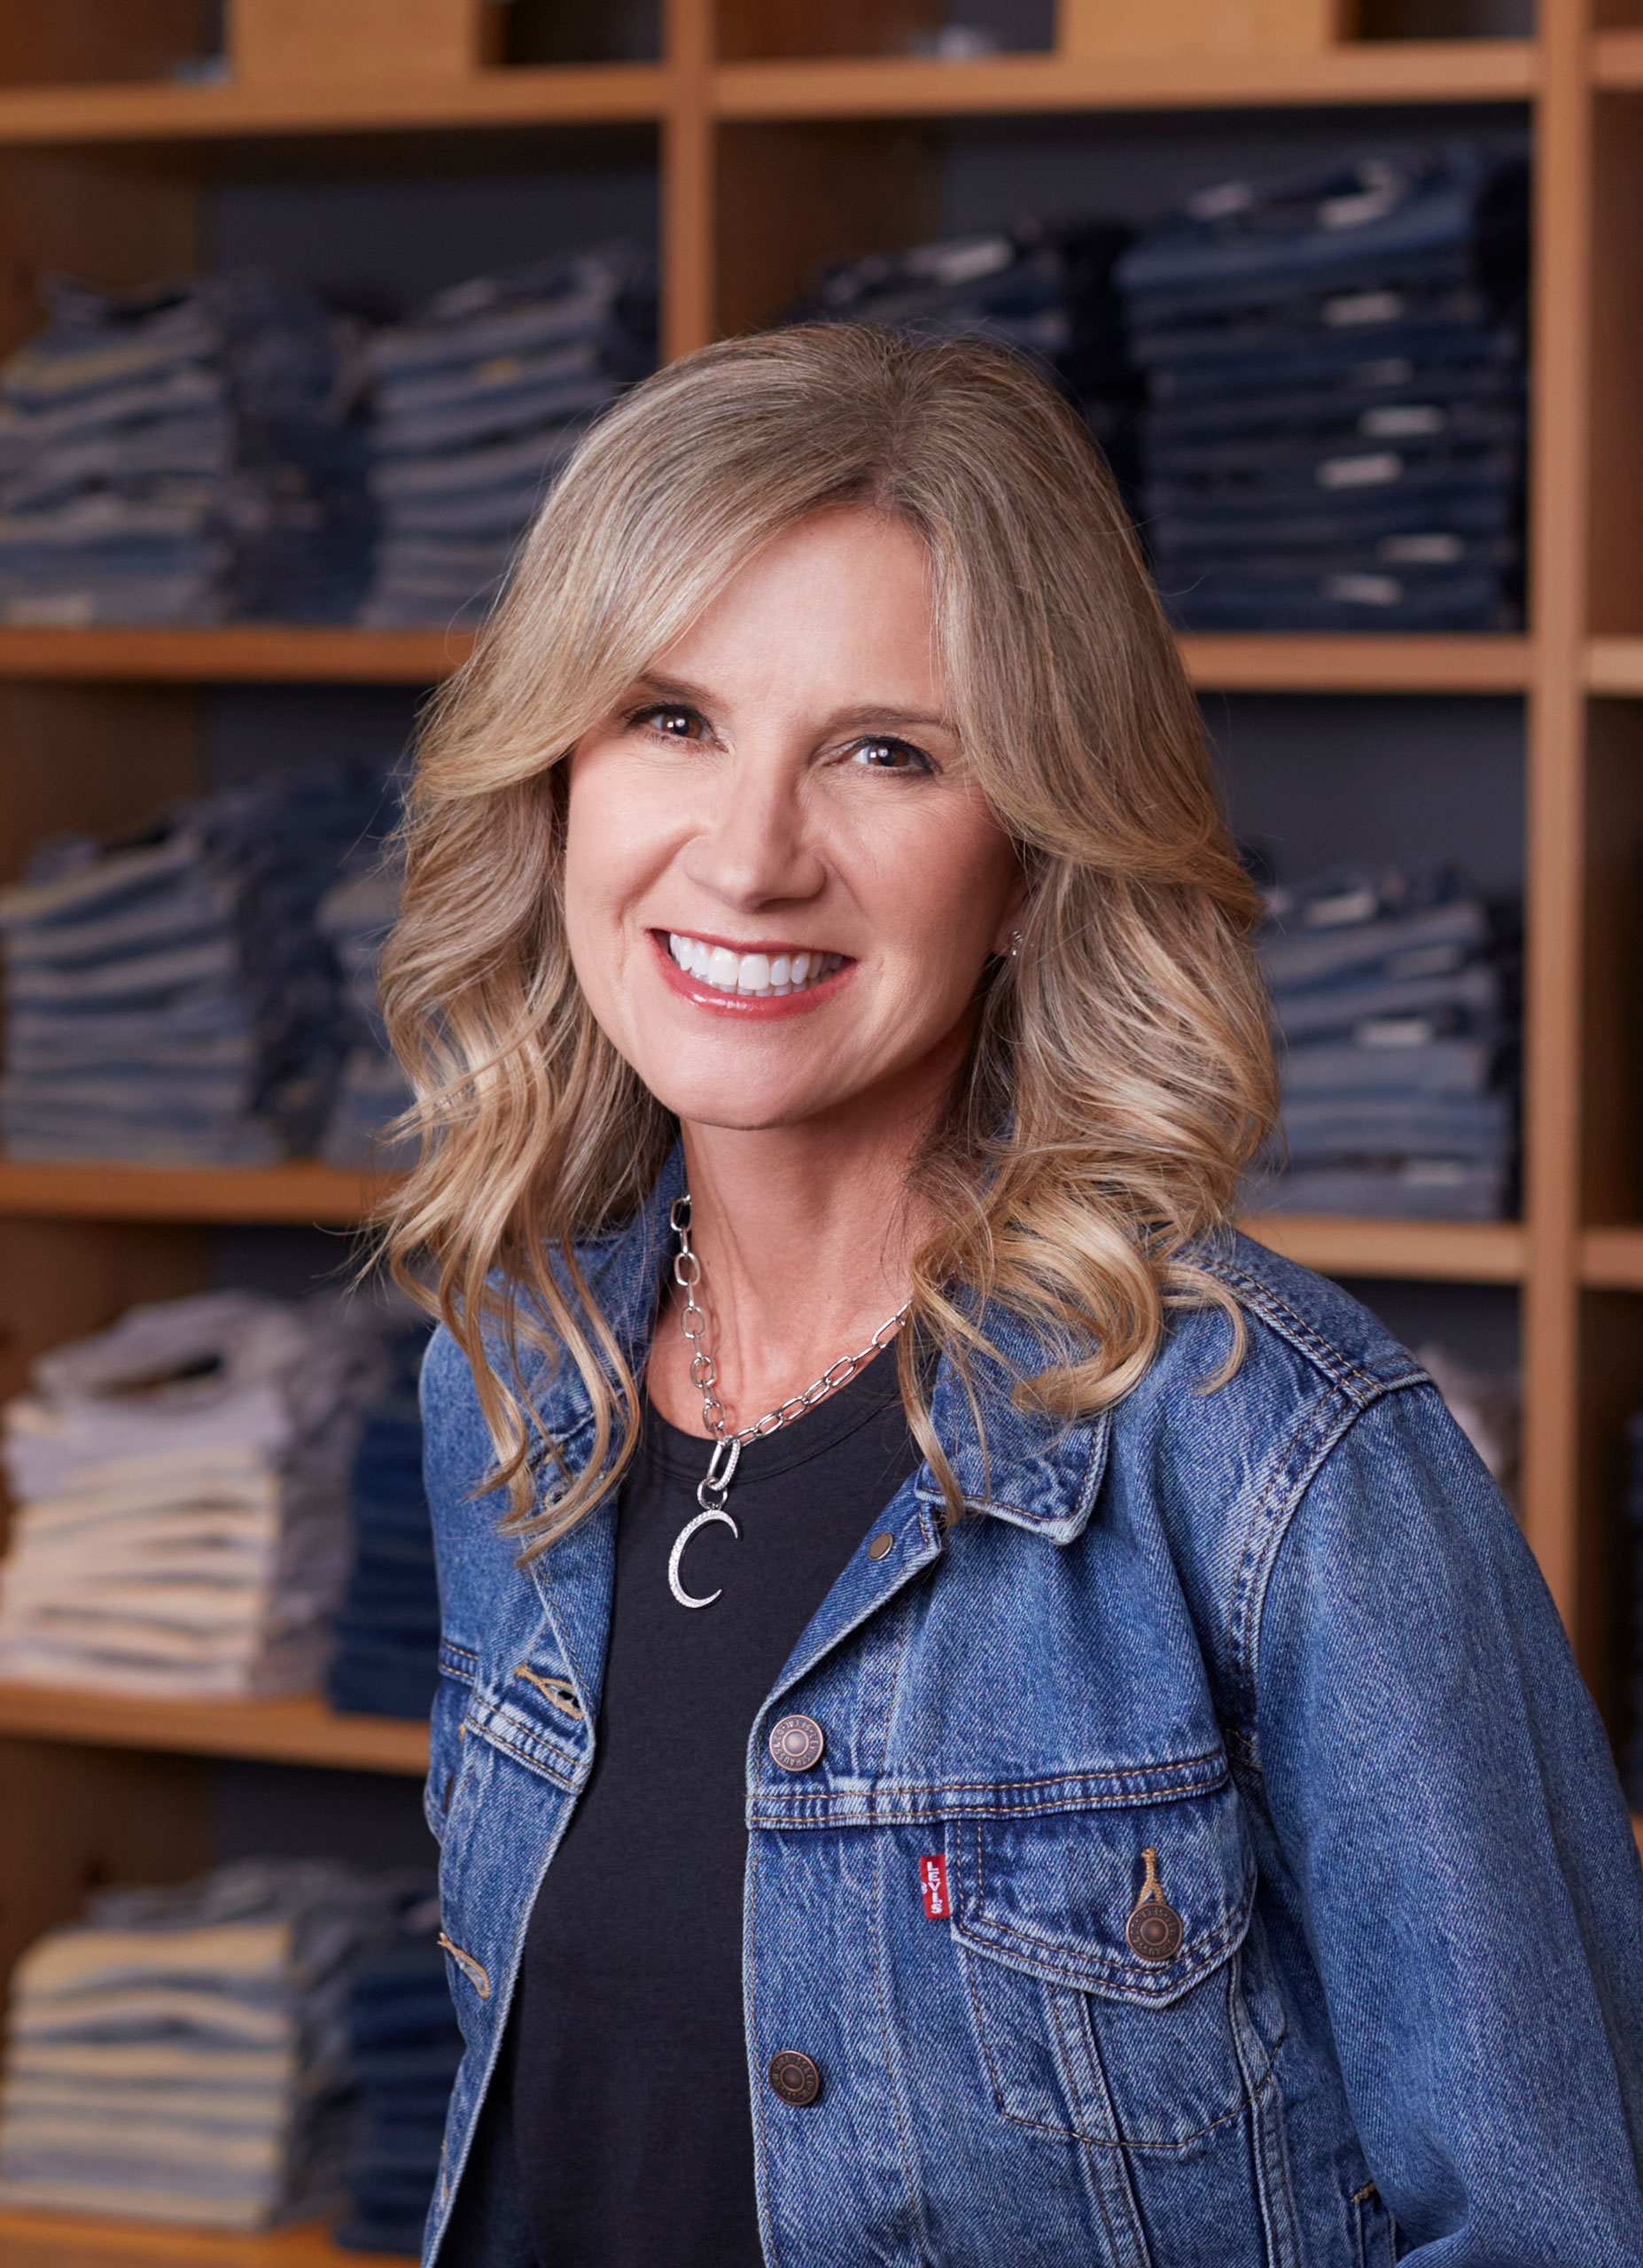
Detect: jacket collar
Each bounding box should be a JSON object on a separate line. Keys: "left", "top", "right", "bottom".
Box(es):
{"left": 526, "top": 1145, "right": 1110, "bottom": 1549}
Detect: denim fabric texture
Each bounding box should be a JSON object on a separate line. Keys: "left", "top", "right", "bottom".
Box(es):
{"left": 0, "top": 765, "right": 387, "bottom": 1166}
{"left": 0, "top": 1289, "right": 387, "bottom": 1697}
{"left": 337, "top": 1907, "right": 464, "bottom": 2255}
{"left": 1116, "top": 147, "right": 1529, "bottom": 630}
{"left": 418, "top": 1149, "right": 1643, "bottom": 2267}
{"left": 0, "top": 272, "right": 373, "bottom": 626}
{"left": 357, "top": 251, "right": 656, "bottom": 629}
{"left": 0, "top": 1860, "right": 403, "bottom": 2230}
{"left": 328, "top": 1323, "right": 442, "bottom": 1722}
{"left": 1250, "top": 870, "right": 1520, "bottom": 1223}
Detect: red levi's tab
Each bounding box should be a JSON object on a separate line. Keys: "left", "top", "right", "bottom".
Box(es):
{"left": 919, "top": 1855, "right": 950, "bottom": 1920}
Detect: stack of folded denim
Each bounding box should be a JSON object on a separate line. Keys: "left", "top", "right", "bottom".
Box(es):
{"left": 0, "top": 764, "right": 383, "bottom": 1166}
{"left": 358, "top": 247, "right": 656, "bottom": 627}
{"left": 317, "top": 858, "right": 414, "bottom": 1169}
{"left": 335, "top": 1896, "right": 463, "bottom": 2254}
{"left": 0, "top": 1289, "right": 386, "bottom": 1697}
{"left": 1252, "top": 868, "right": 1520, "bottom": 1220}
{"left": 327, "top": 1324, "right": 440, "bottom": 1721}
{"left": 1115, "top": 146, "right": 1530, "bottom": 630}
{"left": 0, "top": 1860, "right": 401, "bottom": 2230}
{"left": 787, "top": 221, "right": 1139, "bottom": 489}
{"left": 0, "top": 271, "right": 372, "bottom": 627}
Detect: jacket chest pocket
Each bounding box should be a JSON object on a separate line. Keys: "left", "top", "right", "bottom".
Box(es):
{"left": 949, "top": 1783, "right": 1283, "bottom": 2151}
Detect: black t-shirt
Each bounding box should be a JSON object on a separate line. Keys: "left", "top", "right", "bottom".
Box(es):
{"left": 442, "top": 1359, "right": 920, "bottom": 2268}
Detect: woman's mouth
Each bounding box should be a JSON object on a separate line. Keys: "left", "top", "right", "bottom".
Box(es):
{"left": 650, "top": 929, "right": 853, "bottom": 1016}
{"left": 664, "top": 932, "right": 845, "bottom": 998}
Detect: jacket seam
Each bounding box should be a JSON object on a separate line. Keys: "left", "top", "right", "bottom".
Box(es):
{"left": 752, "top": 1754, "right": 1226, "bottom": 1798}
{"left": 462, "top": 1706, "right": 581, "bottom": 1791}
{"left": 1199, "top": 1252, "right": 1425, "bottom": 1403}
{"left": 1224, "top": 1372, "right": 1431, "bottom": 1731}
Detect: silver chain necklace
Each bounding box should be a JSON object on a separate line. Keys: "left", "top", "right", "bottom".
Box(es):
{"left": 664, "top": 1192, "right": 910, "bottom": 1609}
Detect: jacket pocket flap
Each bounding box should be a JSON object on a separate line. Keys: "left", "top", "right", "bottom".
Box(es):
{"left": 949, "top": 1781, "right": 1255, "bottom": 2007}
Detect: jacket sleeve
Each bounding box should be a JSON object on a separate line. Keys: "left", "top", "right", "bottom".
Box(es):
{"left": 1252, "top": 1379, "right": 1643, "bottom": 2264}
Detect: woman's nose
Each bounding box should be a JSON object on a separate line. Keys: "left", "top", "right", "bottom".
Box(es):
{"left": 679, "top": 755, "right": 826, "bottom": 909}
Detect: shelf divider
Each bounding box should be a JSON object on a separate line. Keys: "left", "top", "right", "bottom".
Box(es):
{"left": 0, "top": 1684, "right": 428, "bottom": 1775}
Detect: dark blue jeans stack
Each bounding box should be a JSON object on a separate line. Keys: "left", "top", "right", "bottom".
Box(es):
{"left": 357, "top": 248, "right": 658, "bottom": 628}
{"left": 784, "top": 221, "right": 1141, "bottom": 493}
{"left": 327, "top": 1324, "right": 441, "bottom": 1722}
{"left": 1114, "top": 146, "right": 1530, "bottom": 631}
{"left": 335, "top": 1908, "right": 463, "bottom": 2255}
{"left": 0, "top": 765, "right": 384, "bottom": 1165}
{"left": 316, "top": 857, "right": 415, "bottom": 1169}
{"left": 0, "top": 271, "right": 374, "bottom": 626}
{"left": 1250, "top": 868, "right": 1521, "bottom": 1219}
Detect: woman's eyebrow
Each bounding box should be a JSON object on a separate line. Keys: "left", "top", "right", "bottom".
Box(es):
{"left": 822, "top": 704, "right": 958, "bottom": 736}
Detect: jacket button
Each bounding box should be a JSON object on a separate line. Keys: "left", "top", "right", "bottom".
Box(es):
{"left": 769, "top": 1714, "right": 825, "bottom": 1772}
{"left": 767, "top": 2051, "right": 822, "bottom": 2106}
{"left": 867, "top": 1533, "right": 894, "bottom": 1560}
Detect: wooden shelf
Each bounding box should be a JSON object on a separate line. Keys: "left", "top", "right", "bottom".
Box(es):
{"left": 1594, "top": 28, "right": 1643, "bottom": 87}
{"left": 1180, "top": 633, "right": 1533, "bottom": 694}
{"left": 712, "top": 41, "right": 1538, "bottom": 120}
{"left": 1581, "top": 1229, "right": 1643, "bottom": 1290}
{"left": 0, "top": 2207, "right": 400, "bottom": 2267}
{"left": 0, "top": 627, "right": 470, "bottom": 685}
{"left": 1586, "top": 637, "right": 1643, "bottom": 695}
{"left": 0, "top": 1161, "right": 378, "bottom": 1225}
{"left": 0, "top": 65, "right": 666, "bottom": 147}
{"left": 0, "top": 627, "right": 1530, "bottom": 693}
{"left": 0, "top": 1685, "right": 428, "bottom": 1775}
{"left": 1239, "top": 1213, "right": 1526, "bottom": 1282}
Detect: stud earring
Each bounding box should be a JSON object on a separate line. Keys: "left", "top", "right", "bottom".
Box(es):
{"left": 1008, "top": 930, "right": 1024, "bottom": 959}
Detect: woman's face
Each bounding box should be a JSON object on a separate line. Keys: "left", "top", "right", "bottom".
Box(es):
{"left": 563, "top": 509, "right": 1024, "bottom": 1138}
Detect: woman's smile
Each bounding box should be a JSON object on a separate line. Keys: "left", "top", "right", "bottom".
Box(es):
{"left": 652, "top": 928, "right": 852, "bottom": 1015}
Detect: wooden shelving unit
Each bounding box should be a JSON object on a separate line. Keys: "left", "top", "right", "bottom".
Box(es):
{"left": 0, "top": 1685, "right": 426, "bottom": 1775}
{"left": 0, "top": 0, "right": 1638, "bottom": 2250}
{"left": 0, "top": 2206, "right": 401, "bottom": 2268}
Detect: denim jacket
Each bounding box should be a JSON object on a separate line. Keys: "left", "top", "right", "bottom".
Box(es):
{"left": 420, "top": 1152, "right": 1643, "bottom": 2267}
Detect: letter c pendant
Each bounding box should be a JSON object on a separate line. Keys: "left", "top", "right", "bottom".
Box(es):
{"left": 667, "top": 1507, "right": 740, "bottom": 1609}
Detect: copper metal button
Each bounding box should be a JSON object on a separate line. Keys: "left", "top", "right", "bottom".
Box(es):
{"left": 768, "top": 2050, "right": 822, "bottom": 2106}
{"left": 867, "top": 1533, "right": 895, "bottom": 1561}
{"left": 1125, "top": 1845, "right": 1184, "bottom": 1962}
{"left": 769, "top": 1713, "right": 825, "bottom": 1772}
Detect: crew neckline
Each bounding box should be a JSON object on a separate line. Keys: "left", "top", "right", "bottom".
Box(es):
{"left": 641, "top": 1351, "right": 907, "bottom": 1487}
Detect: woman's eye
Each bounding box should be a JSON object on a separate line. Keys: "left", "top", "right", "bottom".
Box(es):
{"left": 644, "top": 706, "right": 705, "bottom": 741}
{"left": 849, "top": 737, "right": 932, "bottom": 775}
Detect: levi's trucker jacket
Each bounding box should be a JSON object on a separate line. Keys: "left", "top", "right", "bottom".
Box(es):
{"left": 419, "top": 1153, "right": 1643, "bottom": 2267}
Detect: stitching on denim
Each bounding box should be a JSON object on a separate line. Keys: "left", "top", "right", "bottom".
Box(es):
{"left": 746, "top": 1838, "right": 782, "bottom": 2268}
{"left": 1224, "top": 1385, "right": 1366, "bottom": 1726}
{"left": 438, "top": 1643, "right": 477, "bottom": 1687}
{"left": 749, "top": 1778, "right": 1232, "bottom": 1828}
{"left": 870, "top": 1595, "right": 918, "bottom": 1782}
{"left": 868, "top": 1823, "right": 933, "bottom": 2262}
{"left": 1197, "top": 1255, "right": 1391, "bottom": 1398}
{"left": 757, "top": 1752, "right": 1226, "bottom": 1800}
{"left": 957, "top": 1901, "right": 1247, "bottom": 2001}
{"left": 463, "top": 1708, "right": 580, "bottom": 1792}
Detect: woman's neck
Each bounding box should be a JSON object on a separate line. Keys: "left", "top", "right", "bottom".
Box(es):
{"left": 646, "top": 1106, "right": 932, "bottom": 1440}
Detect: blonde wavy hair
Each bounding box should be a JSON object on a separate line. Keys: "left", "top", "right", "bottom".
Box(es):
{"left": 380, "top": 323, "right": 1278, "bottom": 1551}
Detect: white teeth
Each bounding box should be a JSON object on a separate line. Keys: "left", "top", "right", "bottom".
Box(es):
{"left": 665, "top": 935, "right": 839, "bottom": 998}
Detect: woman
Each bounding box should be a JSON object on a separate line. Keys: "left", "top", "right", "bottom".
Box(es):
{"left": 385, "top": 327, "right": 1643, "bottom": 2268}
